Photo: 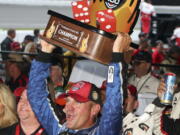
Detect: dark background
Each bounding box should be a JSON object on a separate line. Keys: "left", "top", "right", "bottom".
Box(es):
{"left": 151, "top": 14, "right": 180, "bottom": 43}
{"left": 148, "top": 0, "right": 180, "bottom": 44}
{"left": 151, "top": 0, "right": 180, "bottom": 6}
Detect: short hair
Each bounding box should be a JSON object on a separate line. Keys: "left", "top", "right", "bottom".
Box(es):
{"left": 34, "top": 29, "right": 40, "bottom": 36}
{"left": 7, "top": 29, "right": 15, "bottom": 36}
{"left": 0, "top": 84, "right": 18, "bottom": 128}
{"left": 24, "top": 35, "right": 34, "bottom": 42}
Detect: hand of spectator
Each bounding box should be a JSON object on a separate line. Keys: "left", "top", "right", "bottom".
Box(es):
{"left": 40, "top": 40, "right": 56, "bottom": 53}
{"left": 113, "top": 32, "right": 132, "bottom": 53}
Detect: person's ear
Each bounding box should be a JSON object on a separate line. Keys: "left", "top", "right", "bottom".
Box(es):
{"left": 91, "top": 104, "right": 101, "bottom": 117}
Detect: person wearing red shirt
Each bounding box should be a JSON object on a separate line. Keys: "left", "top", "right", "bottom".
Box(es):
{"left": 152, "top": 40, "right": 165, "bottom": 64}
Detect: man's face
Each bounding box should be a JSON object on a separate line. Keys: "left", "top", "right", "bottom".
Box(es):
{"left": 133, "top": 60, "right": 150, "bottom": 76}
{"left": 8, "top": 63, "right": 21, "bottom": 77}
{"left": 63, "top": 96, "right": 97, "bottom": 130}
{"left": 17, "top": 90, "right": 36, "bottom": 121}
{"left": 10, "top": 31, "right": 16, "bottom": 39}
{"left": 50, "top": 65, "right": 63, "bottom": 84}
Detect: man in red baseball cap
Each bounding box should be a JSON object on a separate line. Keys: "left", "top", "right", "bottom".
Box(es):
{"left": 27, "top": 32, "right": 132, "bottom": 135}
{"left": 58, "top": 81, "right": 102, "bottom": 129}
{"left": 60, "top": 81, "right": 102, "bottom": 104}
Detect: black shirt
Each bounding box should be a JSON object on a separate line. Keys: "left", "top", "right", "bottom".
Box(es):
{"left": 0, "top": 123, "right": 48, "bottom": 135}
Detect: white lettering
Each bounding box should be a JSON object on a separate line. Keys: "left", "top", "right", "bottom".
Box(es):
{"left": 58, "top": 29, "right": 78, "bottom": 41}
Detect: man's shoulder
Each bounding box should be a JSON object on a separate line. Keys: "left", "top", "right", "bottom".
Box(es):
{"left": 1, "top": 37, "right": 13, "bottom": 49}
{"left": 1, "top": 37, "right": 12, "bottom": 43}
{"left": 149, "top": 74, "right": 160, "bottom": 82}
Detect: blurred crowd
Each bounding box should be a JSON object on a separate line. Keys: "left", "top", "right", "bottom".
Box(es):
{"left": 0, "top": 26, "right": 180, "bottom": 135}
{"left": 0, "top": 3, "right": 180, "bottom": 135}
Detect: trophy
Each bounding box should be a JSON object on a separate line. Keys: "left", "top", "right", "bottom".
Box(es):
{"left": 40, "top": 0, "right": 140, "bottom": 64}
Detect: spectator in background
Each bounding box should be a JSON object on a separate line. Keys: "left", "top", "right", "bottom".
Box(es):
{"left": 140, "top": 0, "right": 156, "bottom": 35}
{"left": 1, "top": 29, "right": 16, "bottom": 60}
{"left": 129, "top": 51, "right": 159, "bottom": 94}
{"left": 47, "top": 55, "right": 66, "bottom": 103}
{"left": 138, "top": 32, "right": 148, "bottom": 43}
{"left": 133, "top": 32, "right": 150, "bottom": 59}
{"left": 123, "top": 78, "right": 180, "bottom": 135}
{"left": 171, "top": 25, "right": 180, "bottom": 47}
{"left": 5, "top": 54, "right": 28, "bottom": 92}
{"left": 33, "top": 29, "right": 40, "bottom": 45}
{"left": 161, "top": 46, "right": 180, "bottom": 83}
{"left": 128, "top": 51, "right": 160, "bottom": 115}
{"left": 0, "top": 89, "right": 48, "bottom": 135}
{"left": 152, "top": 40, "right": 165, "bottom": 64}
{"left": 134, "top": 38, "right": 150, "bottom": 55}
{"left": 0, "top": 84, "right": 18, "bottom": 129}
{"left": 152, "top": 40, "right": 165, "bottom": 75}
{"left": 22, "top": 35, "right": 37, "bottom": 62}
{"left": 48, "top": 64, "right": 66, "bottom": 101}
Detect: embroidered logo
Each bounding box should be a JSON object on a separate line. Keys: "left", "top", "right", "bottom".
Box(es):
{"left": 71, "top": 82, "right": 85, "bottom": 91}
{"left": 107, "top": 66, "right": 114, "bottom": 83}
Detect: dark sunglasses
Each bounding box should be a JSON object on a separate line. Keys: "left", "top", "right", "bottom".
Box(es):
{"left": 132, "top": 60, "right": 146, "bottom": 66}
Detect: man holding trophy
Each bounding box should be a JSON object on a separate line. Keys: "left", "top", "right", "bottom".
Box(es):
{"left": 27, "top": 0, "right": 140, "bottom": 134}
{"left": 27, "top": 33, "right": 131, "bottom": 135}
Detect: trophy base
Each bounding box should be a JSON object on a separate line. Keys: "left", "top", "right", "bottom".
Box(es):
{"left": 41, "top": 10, "right": 138, "bottom": 65}
{"left": 40, "top": 35, "right": 112, "bottom": 65}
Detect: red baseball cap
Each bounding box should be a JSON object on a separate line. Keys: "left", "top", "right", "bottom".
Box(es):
{"left": 11, "top": 42, "right": 21, "bottom": 51}
{"left": 60, "top": 81, "right": 102, "bottom": 105}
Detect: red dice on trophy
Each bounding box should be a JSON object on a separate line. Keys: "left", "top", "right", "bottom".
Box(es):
{"left": 71, "top": 0, "right": 90, "bottom": 24}
{"left": 96, "top": 9, "right": 116, "bottom": 33}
